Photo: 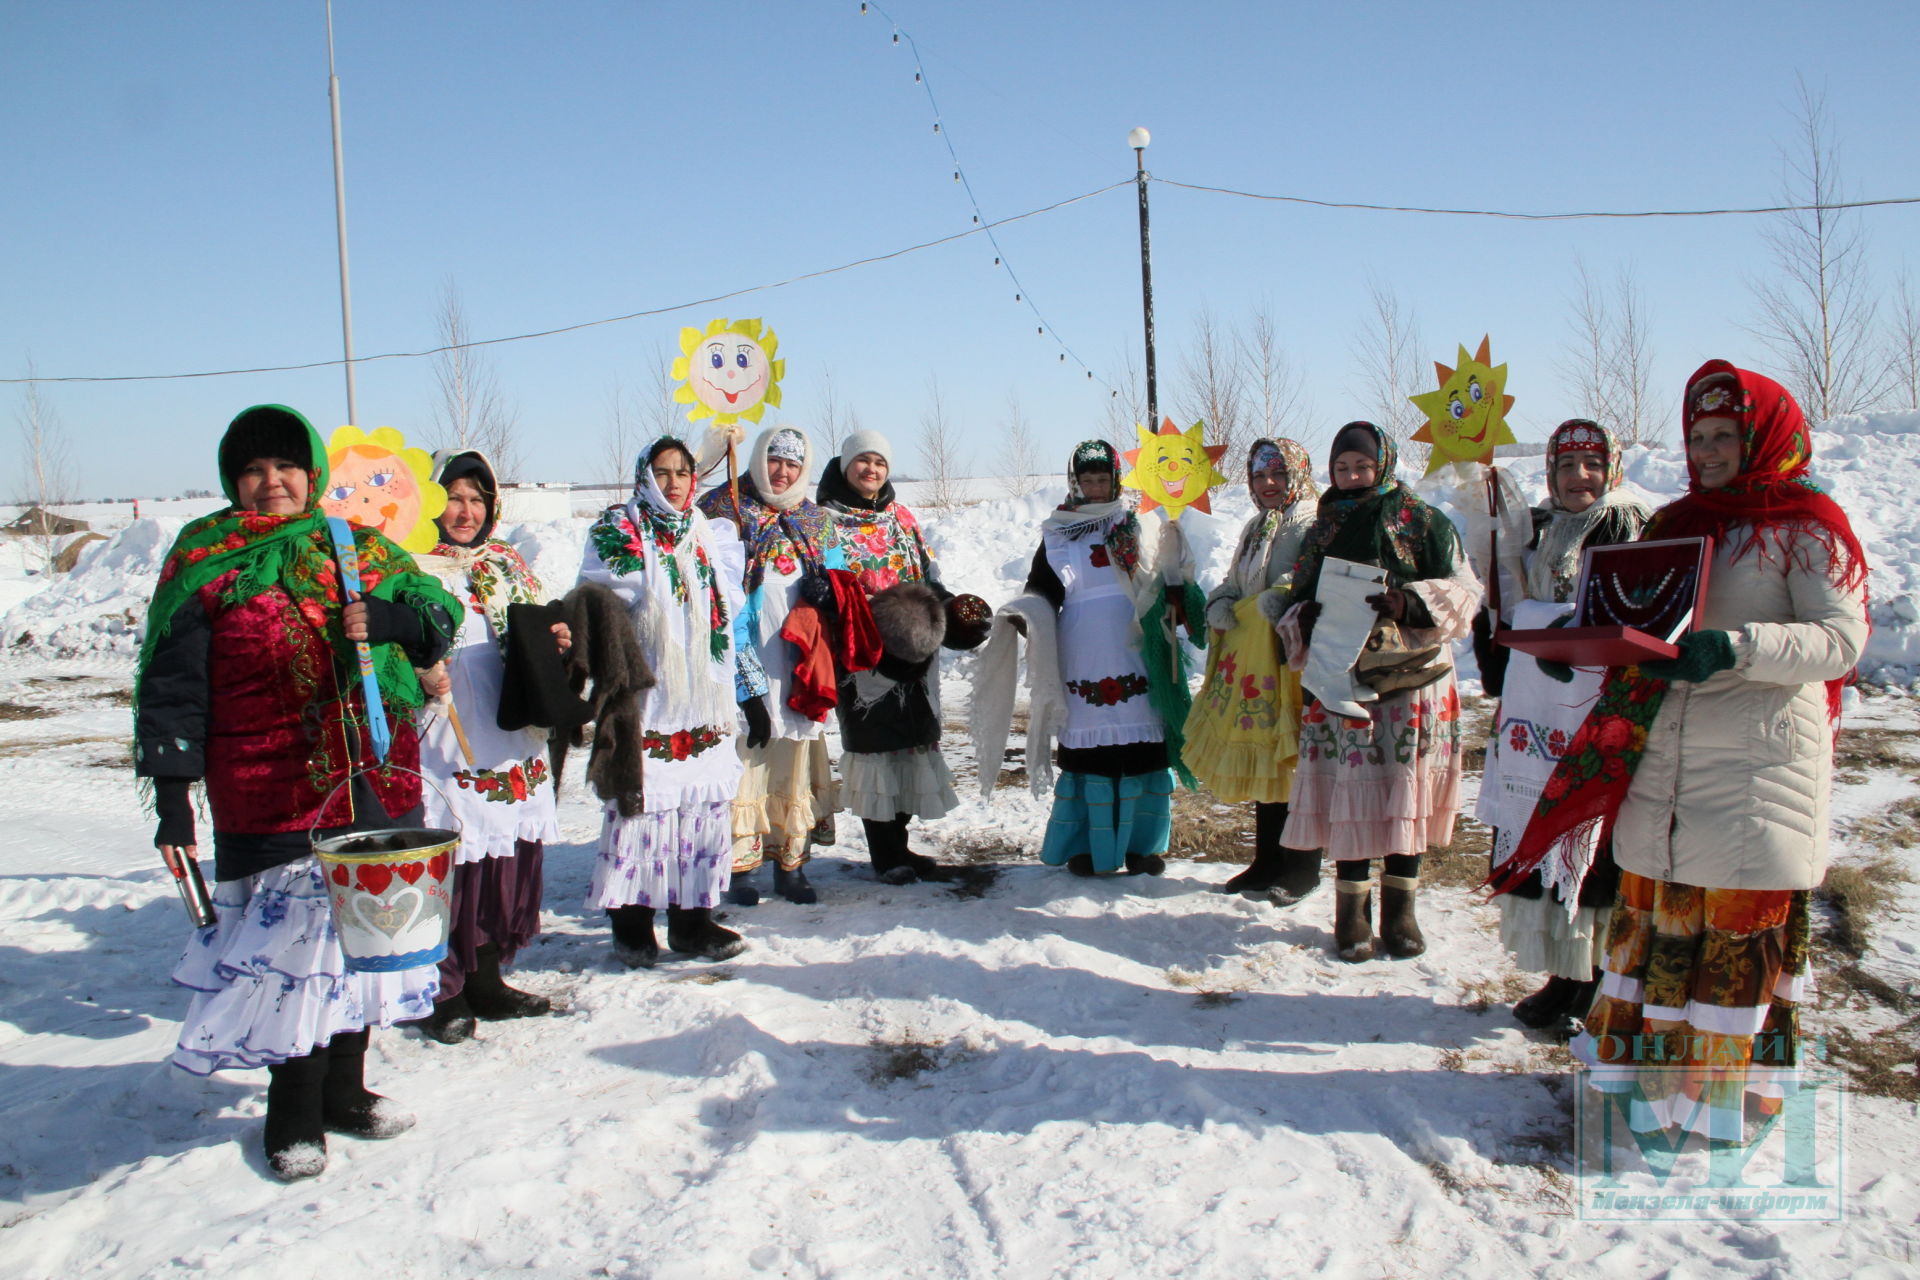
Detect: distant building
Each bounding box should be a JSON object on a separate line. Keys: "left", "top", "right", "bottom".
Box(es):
{"left": 3, "top": 506, "right": 89, "bottom": 537}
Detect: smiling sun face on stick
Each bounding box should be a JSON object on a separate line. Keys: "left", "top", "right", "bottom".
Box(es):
{"left": 670, "top": 317, "right": 786, "bottom": 427}
{"left": 1121, "top": 417, "right": 1228, "bottom": 520}
{"left": 320, "top": 425, "right": 446, "bottom": 553}
{"left": 1407, "top": 335, "right": 1517, "bottom": 475}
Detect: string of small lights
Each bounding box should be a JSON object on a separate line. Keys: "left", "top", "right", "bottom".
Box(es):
{"left": 859, "top": 2, "right": 1117, "bottom": 393}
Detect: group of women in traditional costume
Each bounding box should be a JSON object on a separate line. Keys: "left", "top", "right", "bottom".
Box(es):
{"left": 140, "top": 353, "right": 1866, "bottom": 1178}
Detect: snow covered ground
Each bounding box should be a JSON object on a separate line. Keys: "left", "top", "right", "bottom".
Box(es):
{"left": 3, "top": 424, "right": 1919, "bottom": 1278}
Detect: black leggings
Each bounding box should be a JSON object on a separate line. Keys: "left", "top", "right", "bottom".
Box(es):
{"left": 1336, "top": 853, "right": 1422, "bottom": 882}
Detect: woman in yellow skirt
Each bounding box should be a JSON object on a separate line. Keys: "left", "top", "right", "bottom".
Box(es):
{"left": 1184, "top": 438, "right": 1322, "bottom": 903}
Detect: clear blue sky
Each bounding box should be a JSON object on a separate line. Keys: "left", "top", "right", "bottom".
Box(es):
{"left": 7, "top": 1, "right": 1920, "bottom": 497}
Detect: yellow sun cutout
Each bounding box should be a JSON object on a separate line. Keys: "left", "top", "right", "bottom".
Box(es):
{"left": 320, "top": 424, "right": 447, "bottom": 554}
{"left": 1122, "top": 417, "right": 1229, "bottom": 520}
{"left": 670, "top": 317, "right": 786, "bottom": 427}
{"left": 1407, "top": 335, "right": 1517, "bottom": 476}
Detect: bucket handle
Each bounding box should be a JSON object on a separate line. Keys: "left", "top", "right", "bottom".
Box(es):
{"left": 309, "top": 763, "right": 464, "bottom": 851}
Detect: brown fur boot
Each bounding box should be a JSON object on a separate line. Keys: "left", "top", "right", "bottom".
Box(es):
{"left": 1379, "top": 874, "right": 1426, "bottom": 958}
{"left": 1334, "top": 879, "right": 1374, "bottom": 962}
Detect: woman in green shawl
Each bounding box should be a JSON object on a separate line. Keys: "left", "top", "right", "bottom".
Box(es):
{"left": 1279, "top": 422, "right": 1481, "bottom": 962}
{"left": 136, "top": 404, "right": 458, "bottom": 1182}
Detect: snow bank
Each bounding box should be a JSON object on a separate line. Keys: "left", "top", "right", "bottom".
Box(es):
{"left": 10, "top": 420, "right": 1920, "bottom": 683}
{"left": 1, "top": 517, "right": 181, "bottom": 655}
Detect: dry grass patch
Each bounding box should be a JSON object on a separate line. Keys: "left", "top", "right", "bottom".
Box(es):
{"left": 1841, "top": 797, "right": 1920, "bottom": 854}
{"left": 865, "top": 1035, "right": 958, "bottom": 1084}
{"left": 1169, "top": 786, "right": 1253, "bottom": 863}
{"left": 1459, "top": 971, "right": 1537, "bottom": 1014}
{"left": 0, "top": 702, "right": 56, "bottom": 722}
{"left": 1818, "top": 855, "right": 1914, "bottom": 957}
{"left": 1422, "top": 814, "right": 1493, "bottom": 890}
{"left": 1819, "top": 1021, "right": 1920, "bottom": 1104}
{"left": 1833, "top": 725, "right": 1920, "bottom": 778}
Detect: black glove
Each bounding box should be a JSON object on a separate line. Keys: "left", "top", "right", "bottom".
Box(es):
{"left": 740, "top": 695, "right": 773, "bottom": 749}
{"left": 357, "top": 595, "right": 418, "bottom": 648}
{"left": 798, "top": 569, "right": 837, "bottom": 613}
{"left": 154, "top": 778, "right": 196, "bottom": 849}
{"left": 1638, "top": 630, "right": 1737, "bottom": 684}
{"left": 1366, "top": 588, "right": 1409, "bottom": 622}
{"left": 1296, "top": 600, "right": 1321, "bottom": 649}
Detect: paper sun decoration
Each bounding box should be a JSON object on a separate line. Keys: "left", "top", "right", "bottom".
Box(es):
{"left": 671, "top": 317, "right": 785, "bottom": 427}
{"left": 1122, "top": 417, "right": 1228, "bottom": 521}
{"left": 320, "top": 425, "right": 447, "bottom": 554}
{"left": 1407, "top": 336, "right": 1517, "bottom": 475}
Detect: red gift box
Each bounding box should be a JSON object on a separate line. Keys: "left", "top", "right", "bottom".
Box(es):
{"left": 1498, "top": 536, "right": 1713, "bottom": 667}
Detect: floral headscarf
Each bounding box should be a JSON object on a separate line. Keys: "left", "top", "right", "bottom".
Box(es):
{"left": 1246, "top": 436, "right": 1316, "bottom": 511}
{"left": 1544, "top": 418, "right": 1623, "bottom": 511}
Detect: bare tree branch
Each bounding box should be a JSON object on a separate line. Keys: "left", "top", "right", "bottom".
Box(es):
{"left": 1242, "top": 302, "right": 1312, "bottom": 446}
{"left": 1745, "top": 78, "right": 1889, "bottom": 422}
{"left": 432, "top": 279, "right": 521, "bottom": 476}
{"left": 1350, "top": 281, "right": 1427, "bottom": 453}
{"left": 600, "top": 346, "right": 676, "bottom": 487}
{"left": 13, "top": 360, "right": 75, "bottom": 573}
{"left": 999, "top": 391, "right": 1041, "bottom": 498}
{"left": 1101, "top": 345, "right": 1146, "bottom": 453}
{"left": 919, "top": 378, "right": 967, "bottom": 511}
{"left": 1886, "top": 270, "right": 1920, "bottom": 411}
{"left": 1176, "top": 307, "right": 1248, "bottom": 473}
{"left": 1561, "top": 259, "right": 1658, "bottom": 443}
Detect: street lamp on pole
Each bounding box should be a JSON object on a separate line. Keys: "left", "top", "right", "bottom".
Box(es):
{"left": 1130, "top": 126, "right": 1157, "bottom": 430}
{"left": 327, "top": 0, "right": 359, "bottom": 427}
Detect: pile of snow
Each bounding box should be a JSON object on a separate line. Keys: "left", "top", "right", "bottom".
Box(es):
{"left": 1, "top": 518, "right": 181, "bottom": 655}
{"left": 11, "top": 416, "right": 1920, "bottom": 683}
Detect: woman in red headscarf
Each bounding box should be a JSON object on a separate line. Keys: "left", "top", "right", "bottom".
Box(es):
{"left": 1508, "top": 361, "right": 1869, "bottom": 1144}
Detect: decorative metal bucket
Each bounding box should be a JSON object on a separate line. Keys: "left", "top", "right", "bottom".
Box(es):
{"left": 313, "top": 826, "right": 460, "bottom": 972}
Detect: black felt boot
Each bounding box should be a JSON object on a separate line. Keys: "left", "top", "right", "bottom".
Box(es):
{"left": 773, "top": 862, "right": 818, "bottom": 905}
{"left": 726, "top": 862, "right": 762, "bottom": 907}
{"left": 1224, "top": 802, "right": 1290, "bottom": 894}
{"left": 464, "top": 943, "right": 551, "bottom": 1021}
{"left": 410, "top": 990, "right": 477, "bottom": 1045}
{"left": 1066, "top": 853, "right": 1097, "bottom": 877}
{"left": 608, "top": 905, "right": 659, "bottom": 970}
{"left": 1551, "top": 977, "right": 1601, "bottom": 1039}
{"left": 1124, "top": 852, "right": 1167, "bottom": 876}
{"left": 666, "top": 905, "right": 748, "bottom": 961}
{"left": 264, "top": 1047, "right": 329, "bottom": 1181}
{"left": 896, "top": 813, "right": 957, "bottom": 883}
{"left": 322, "top": 1028, "right": 415, "bottom": 1140}
{"left": 1513, "top": 975, "right": 1579, "bottom": 1029}
{"left": 864, "top": 817, "right": 913, "bottom": 885}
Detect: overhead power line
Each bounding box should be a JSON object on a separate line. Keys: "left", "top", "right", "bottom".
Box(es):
{"left": 1, "top": 182, "right": 1129, "bottom": 386}
{"left": 1153, "top": 177, "right": 1920, "bottom": 221}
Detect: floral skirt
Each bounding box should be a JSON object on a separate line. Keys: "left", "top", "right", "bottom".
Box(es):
{"left": 171, "top": 859, "right": 439, "bottom": 1075}
{"left": 1573, "top": 871, "right": 1812, "bottom": 1142}
{"left": 731, "top": 736, "right": 840, "bottom": 872}
{"left": 589, "top": 798, "right": 733, "bottom": 910}
{"left": 841, "top": 746, "right": 958, "bottom": 823}
{"left": 1181, "top": 594, "right": 1302, "bottom": 804}
{"left": 1280, "top": 675, "right": 1463, "bottom": 861}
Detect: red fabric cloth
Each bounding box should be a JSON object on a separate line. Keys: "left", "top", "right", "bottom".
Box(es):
{"left": 779, "top": 602, "right": 839, "bottom": 722}
{"left": 829, "top": 568, "right": 884, "bottom": 671}
{"left": 200, "top": 574, "right": 421, "bottom": 833}
{"left": 777, "top": 571, "right": 885, "bottom": 722}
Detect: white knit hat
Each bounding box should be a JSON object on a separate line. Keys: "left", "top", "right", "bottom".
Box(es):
{"left": 839, "top": 429, "right": 893, "bottom": 470}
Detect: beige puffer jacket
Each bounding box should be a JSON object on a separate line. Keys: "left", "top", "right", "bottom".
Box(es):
{"left": 1614, "top": 527, "right": 1867, "bottom": 891}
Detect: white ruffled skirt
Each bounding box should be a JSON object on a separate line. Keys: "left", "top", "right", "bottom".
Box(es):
{"left": 841, "top": 746, "right": 959, "bottom": 822}
{"left": 170, "top": 859, "right": 439, "bottom": 1075}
